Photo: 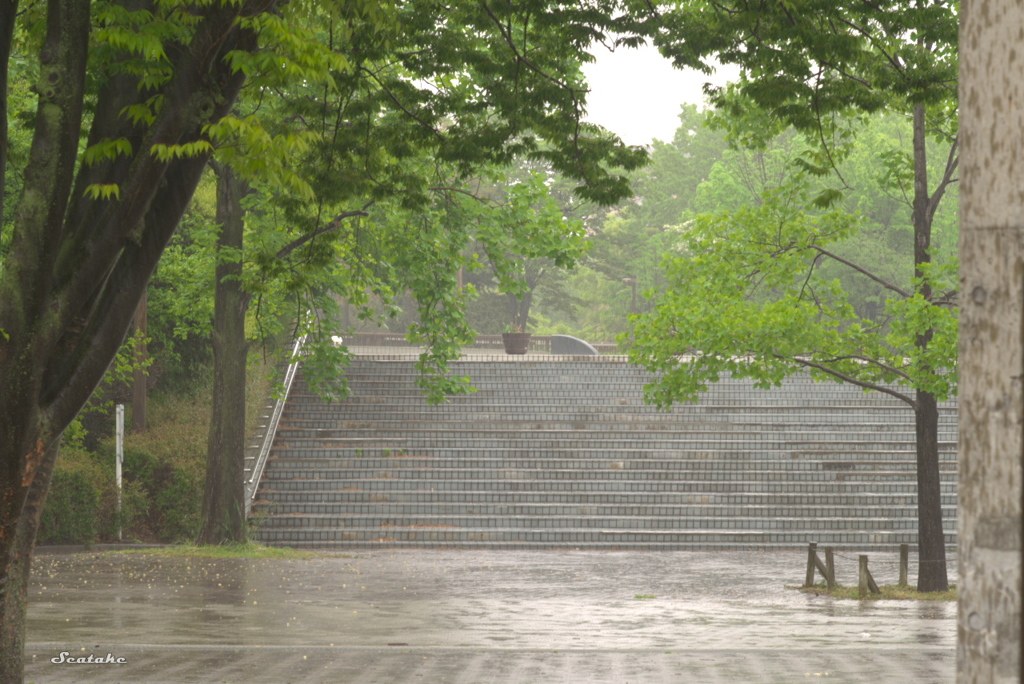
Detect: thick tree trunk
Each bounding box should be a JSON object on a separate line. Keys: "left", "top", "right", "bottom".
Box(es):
{"left": 958, "top": 1, "right": 1023, "bottom": 679}
{"left": 0, "top": 3, "right": 91, "bottom": 680}
{"left": 914, "top": 390, "right": 948, "bottom": 592}
{"left": 198, "top": 164, "right": 249, "bottom": 545}
{"left": 1, "top": 4, "right": 258, "bottom": 678}
{"left": 0, "top": 441, "right": 58, "bottom": 684}
{"left": 909, "top": 103, "right": 949, "bottom": 592}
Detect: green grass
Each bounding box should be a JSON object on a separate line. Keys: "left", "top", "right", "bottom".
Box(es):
{"left": 794, "top": 582, "right": 957, "bottom": 601}
{"left": 117, "top": 541, "right": 318, "bottom": 559}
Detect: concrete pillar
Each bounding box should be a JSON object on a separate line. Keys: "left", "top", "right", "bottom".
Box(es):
{"left": 959, "top": 1, "right": 1024, "bottom": 681}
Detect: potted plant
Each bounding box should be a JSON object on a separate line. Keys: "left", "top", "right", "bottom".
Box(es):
{"left": 501, "top": 322, "right": 531, "bottom": 354}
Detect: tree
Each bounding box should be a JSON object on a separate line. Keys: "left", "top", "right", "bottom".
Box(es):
{"left": 958, "top": 0, "right": 1024, "bottom": 676}
{"left": 0, "top": 1, "right": 649, "bottom": 679}
{"left": 633, "top": 0, "right": 958, "bottom": 591}
{"left": 198, "top": 162, "right": 250, "bottom": 545}
{"left": 573, "top": 105, "right": 727, "bottom": 339}
{"left": 461, "top": 158, "right": 593, "bottom": 335}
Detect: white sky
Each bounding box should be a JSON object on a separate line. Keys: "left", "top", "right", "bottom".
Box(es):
{"left": 581, "top": 43, "right": 740, "bottom": 147}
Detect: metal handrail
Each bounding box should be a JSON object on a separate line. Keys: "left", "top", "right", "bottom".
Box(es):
{"left": 245, "top": 335, "right": 306, "bottom": 517}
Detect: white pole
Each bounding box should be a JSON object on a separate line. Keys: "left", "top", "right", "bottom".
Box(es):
{"left": 115, "top": 404, "right": 124, "bottom": 542}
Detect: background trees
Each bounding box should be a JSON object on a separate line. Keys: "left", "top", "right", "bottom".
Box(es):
{"left": 0, "top": 1, "right": 647, "bottom": 680}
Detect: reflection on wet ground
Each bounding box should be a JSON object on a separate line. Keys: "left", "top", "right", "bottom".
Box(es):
{"left": 25, "top": 549, "right": 956, "bottom": 683}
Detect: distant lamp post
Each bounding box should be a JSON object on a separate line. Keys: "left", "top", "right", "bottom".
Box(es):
{"left": 622, "top": 277, "right": 637, "bottom": 315}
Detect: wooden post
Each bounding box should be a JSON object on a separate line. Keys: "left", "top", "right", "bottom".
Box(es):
{"left": 859, "top": 554, "right": 880, "bottom": 596}
{"left": 866, "top": 563, "right": 880, "bottom": 595}
{"left": 899, "top": 544, "right": 909, "bottom": 587}
{"left": 824, "top": 547, "right": 836, "bottom": 590}
{"left": 805, "top": 542, "right": 818, "bottom": 587}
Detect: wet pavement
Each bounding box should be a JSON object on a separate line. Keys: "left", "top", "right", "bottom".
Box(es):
{"left": 24, "top": 549, "right": 956, "bottom": 683}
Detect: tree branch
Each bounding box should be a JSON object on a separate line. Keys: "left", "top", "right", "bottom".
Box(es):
{"left": 783, "top": 355, "right": 916, "bottom": 407}
{"left": 274, "top": 207, "right": 371, "bottom": 261}
{"left": 812, "top": 353, "right": 913, "bottom": 382}
{"left": 812, "top": 245, "right": 911, "bottom": 298}
{"left": 926, "top": 135, "right": 958, "bottom": 227}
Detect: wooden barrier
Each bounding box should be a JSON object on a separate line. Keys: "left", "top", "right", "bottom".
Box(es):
{"left": 803, "top": 542, "right": 836, "bottom": 590}
{"left": 859, "top": 555, "right": 881, "bottom": 597}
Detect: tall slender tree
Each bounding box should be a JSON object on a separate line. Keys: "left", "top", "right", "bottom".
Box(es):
{"left": 632, "top": 0, "right": 958, "bottom": 591}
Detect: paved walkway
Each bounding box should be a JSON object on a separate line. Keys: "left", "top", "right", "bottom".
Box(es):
{"left": 25, "top": 549, "right": 956, "bottom": 683}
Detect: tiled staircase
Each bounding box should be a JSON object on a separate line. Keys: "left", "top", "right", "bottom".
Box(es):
{"left": 251, "top": 353, "right": 958, "bottom": 550}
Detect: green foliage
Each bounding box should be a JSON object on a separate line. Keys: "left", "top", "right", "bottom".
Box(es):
{"left": 564, "top": 106, "right": 729, "bottom": 340}
{"left": 150, "top": 461, "right": 204, "bottom": 542}
{"left": 38, "top": 450, "right": 103, "bottom": 545}
{"left": 39, "top": 445, "right": 149, "bottom": 545}
{"left": 652, "top": 0, "right": 957, "bottom": 126}
{"left": 626, "top": 173, "right": 958, "bottom": 407}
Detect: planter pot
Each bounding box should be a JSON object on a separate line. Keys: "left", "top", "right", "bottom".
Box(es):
{"left": 501, "top": 332, "right": 531, "bottom": 355}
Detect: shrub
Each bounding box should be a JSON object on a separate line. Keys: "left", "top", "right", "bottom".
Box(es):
{"left": 38, "top": 449, "right": 105, "bottom": 545}
{"left": 151, "top": 461, "right": 205, "bottom": 542}
{"left": 39, "top": 354, "right": 275, "bottom": 544}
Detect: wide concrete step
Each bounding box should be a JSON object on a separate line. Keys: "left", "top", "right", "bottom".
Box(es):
{"left": 288, "top": 393, "right": 924, "bottom": 409}
{"left": 261, "top": 474, "right": 956, "bottom": 491}
{"left": 254, "top": 526, "right": 958, "bottom": 547}
{"left": 270, "top": 430, "right": 950, "bottom": 446}
{"left": 252, "top": 512, "right": 956, "bottom": 533}
{"left": 252, "top": 501, "right": 957, "bottom": 520}
{"left": 259, "top": 478, "right": 955, "bottom": 493}
{"left": 276, "top": 416, "right": 956, "bottom": 432}
{"left": 268, "top": 446, "right": 954, "bottom": 462}
{"left": 329, "top": 362, "right": 943, "bottom": 382}
{"left": 270, "top": 437, "right": 955, "bottom": 453}
{"left": 256, "top": 539, "right": 956, "bottom": 552}
{"left": 264, "top": 455, "right": 951, "bottom": 471}
{"left": 261, "top": 460, "right": 955, "bottom": 478}
{"left": 254, "top": 490, "right": 957, "bottom": 507}
{"left": 330, "top": 384, "right": 939, "bottom": 399}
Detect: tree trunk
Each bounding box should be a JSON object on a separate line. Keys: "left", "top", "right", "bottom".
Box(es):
{"left": 0, "top": 3, "right": 260, "bottom": 680}
{"left": 507, "top": 290, "right": 533, "bottom": 331}
{"left": 0, "top": 0, "right": 17, "bottom": 215}
{"left": 0, "top": 437, "right": 59, "bottom": 684}
{"left": 198, "top": 163, "right": 248, "bottom": 545}
{"left": 914, "top": 390, "right": 948, "bottom": 592}
{"left": 958, "top": 0, "right": 1024, "bottom": 678}
{"left": 910, "top": 103, "right": 949, "bottom": 592}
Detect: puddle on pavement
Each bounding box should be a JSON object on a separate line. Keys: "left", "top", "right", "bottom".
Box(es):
{"left": 27, "top": 550, "right": 956, "bottom": 651}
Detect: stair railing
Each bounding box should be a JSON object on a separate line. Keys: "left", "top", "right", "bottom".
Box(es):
{"left": 245, "top": 335, "right": 306, "bottom": 517}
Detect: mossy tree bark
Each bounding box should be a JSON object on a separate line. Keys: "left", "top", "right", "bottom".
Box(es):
{"left": 198, "top": 163, "right": 249, "bottom": 545}
{"left": 0, "top": 0, "right": 16, "bottom": 210}
{"left": 0, "top": 3, "right": 257, "bottom": 680}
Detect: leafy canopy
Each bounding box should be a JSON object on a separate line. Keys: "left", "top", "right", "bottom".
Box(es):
{"left": 627, "top": 171, "right": 958, "bottom": 408}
